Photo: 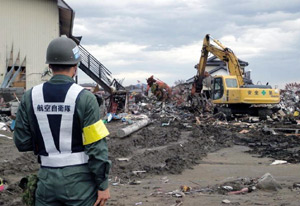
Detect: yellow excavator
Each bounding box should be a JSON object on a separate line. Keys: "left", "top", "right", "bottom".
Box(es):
{"left": 192, "top": 34, "right": 280, "bottom": 117}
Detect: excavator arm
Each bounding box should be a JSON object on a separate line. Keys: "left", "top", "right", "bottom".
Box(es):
{"left": 195, "top": 34, "right": 244, "bottom": 93}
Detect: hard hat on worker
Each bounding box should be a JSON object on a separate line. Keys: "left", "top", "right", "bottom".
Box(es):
{"left": 147, "top": 75, "right": 156, "bottom": 85}
{"left": 46, "top": 36, "right": 81, "bottom": 65}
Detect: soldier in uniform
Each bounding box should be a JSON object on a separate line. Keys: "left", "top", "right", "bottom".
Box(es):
{"left": 14, "top": 36, "right": 111, "bottom": 206}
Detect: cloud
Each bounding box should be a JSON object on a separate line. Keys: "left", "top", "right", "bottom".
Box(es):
{"left": 69, "top": 0, "right": 300, "bottom": 87}
{"left": 114, "top": 70, "right": 170, "bottom": 83}
{"left": 81, "top": 40, "right": 201, "bottom": 69}
{"left": 69, "top": 0, "right": 205, "bottom": 11}
{"left": 147, "top": 42, "right": 201, "bottom": 64}
{"left": 82, "top": 43, "right": 148, "bottom": 66}
{"left": 73, "top": 19, "right": 92, "bottom": 36}
{"left": 219, "top": 24, "right": 299, "bottom": 58}
{"left": 79, "top": 41, "right": 199, "bottom": 85}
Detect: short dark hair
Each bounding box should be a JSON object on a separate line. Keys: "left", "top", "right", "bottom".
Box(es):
{"left": 49, "top": 64, "right": 76, "bottom": 72}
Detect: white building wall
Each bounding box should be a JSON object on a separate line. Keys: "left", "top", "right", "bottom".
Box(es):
{"left": 206, "top": 65, "right": 246, "bottom": 76}
{"left": 211, "top": 70, "right": 228, "bottom": 77}
{"left": 0, "top": 0, "right": 59, "bottom": 89}
{"left": 206, "top": 66, "right": 216, "bottom": 73}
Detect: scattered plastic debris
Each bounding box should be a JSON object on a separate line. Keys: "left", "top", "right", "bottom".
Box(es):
{"left": 117, "top": 158, "right": 130, "bottom": 162}
{"left": 180, "top": 185, "right": 192, "bottom": 192}
{"left": 222, "top": 186, "right": 233, "bottom": 191}
{"left": 129, "top": 180, "right": 141, "bottom": 185}
{"left": 257, "top": 173, "right": 282, "bottom": 191}
{"left": 228, "top": 187, "right": 249, "bottom": 195}
{"left": 222, "top": 199, "right": 231, "bottom": 204}
{"left": 270, "top": 160, "right": 288, "bottom": 165}
{"left": 293, "top": 182, "right": 300, "bottom": 189}
{"left": 132, "top": 171, "right": 147, "bottom": 175}
{"left": 0, "top": 134, "right": 12, "bottom": 140}
{"left": 167, "top": 190, "right": 185, "bottom": 198}
{"left": 239, "top": 129, "right": 249, "bottom": 134}
{"left": 0, "top": 178, "right": 8, "bottom": 192}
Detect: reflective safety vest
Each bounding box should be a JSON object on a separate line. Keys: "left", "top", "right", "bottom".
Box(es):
{"left": 31, "top": 82, "right": 88, "bottom": 167}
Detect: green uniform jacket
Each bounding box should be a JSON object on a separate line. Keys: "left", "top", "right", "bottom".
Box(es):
{"left": 13, "top": 75, "right": 111, "bottom": 191}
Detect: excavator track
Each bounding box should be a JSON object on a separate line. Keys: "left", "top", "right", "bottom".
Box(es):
{"left": 214, "top": 105, "right": 277, "bottom": 120}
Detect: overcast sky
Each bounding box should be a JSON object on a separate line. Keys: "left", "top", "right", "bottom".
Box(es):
{"left": 68, "top": 0, "right": 300, "bottom": 88}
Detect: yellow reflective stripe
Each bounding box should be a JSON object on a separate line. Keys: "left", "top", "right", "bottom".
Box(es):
{"left": 82, "top": 120, "right": 109, "bottom": 145}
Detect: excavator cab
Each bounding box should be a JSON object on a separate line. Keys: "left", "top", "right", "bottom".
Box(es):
{"left": 211, "top": 75, "right": 280, "bottom": 117}
{"left": 212, "top": 76, "right": 240, "bottom": 103}
{"left": 212, "top": 77, "right": 224, "bottom": 100}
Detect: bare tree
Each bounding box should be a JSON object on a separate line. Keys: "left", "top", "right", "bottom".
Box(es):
{"left": 174, "top": 79, "right": 185, "bottom": 86}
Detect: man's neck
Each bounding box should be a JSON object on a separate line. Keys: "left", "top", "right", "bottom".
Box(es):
{"left": 52, "top": 71, "right": 73, "bottom": 78}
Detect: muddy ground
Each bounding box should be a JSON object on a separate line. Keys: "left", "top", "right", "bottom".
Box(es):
{"left": 1, "top": 118, "right": 300, "bottom": 205}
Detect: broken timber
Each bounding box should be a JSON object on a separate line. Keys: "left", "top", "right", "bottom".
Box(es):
{"left": 264, "top": 126, "right": 300, "bottom": 136}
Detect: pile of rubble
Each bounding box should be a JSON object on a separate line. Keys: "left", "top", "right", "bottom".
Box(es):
{"left": 2, "top": 82, "right": 300, "bottom": 206}
{"left": 240, "top": 126, "right": 300, "bottom": 163}
{"left": 107, "top": 121, "right": 236, "bottom": 181}
{"left": 278, "top": 83, "right": 300, "bottom": 118}
{"left": 163, "top": 172, "right": 282, "bottom": 205}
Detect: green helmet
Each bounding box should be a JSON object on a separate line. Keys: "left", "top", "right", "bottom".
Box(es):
{"left": 46, "top": 36, "right": 81, "bottom": 65}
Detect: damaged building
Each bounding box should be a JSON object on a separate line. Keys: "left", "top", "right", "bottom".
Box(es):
{"left": 0, "top": 0, "right": 127, "bottom": 115}
{"left": 0, "top": 0, "right": 75, "bottom": 90}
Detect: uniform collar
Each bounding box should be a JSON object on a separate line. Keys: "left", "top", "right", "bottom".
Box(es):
{"left": 49, "top": 75, "right": 75, "bottom": 84}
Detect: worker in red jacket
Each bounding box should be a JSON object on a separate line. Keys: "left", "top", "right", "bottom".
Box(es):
{"left": 146, "top": 76, "right": 172, "bottom": 101}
